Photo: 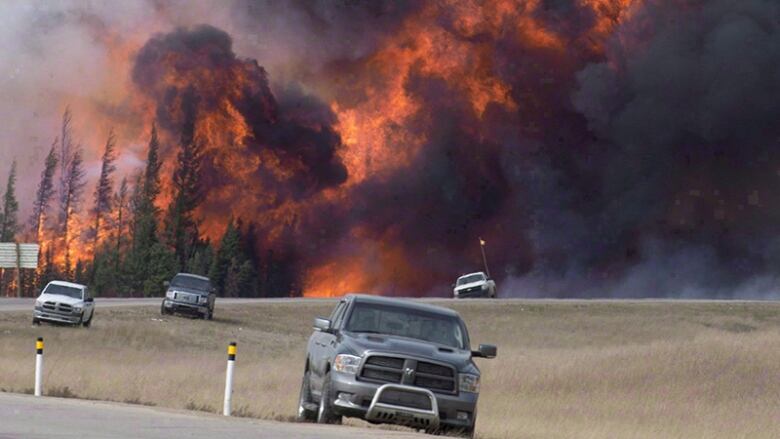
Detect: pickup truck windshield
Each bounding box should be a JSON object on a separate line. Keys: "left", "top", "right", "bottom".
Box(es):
{"left": 345, "top": 303, "right": 465, "bottom": 349}
{"left": 457, "top": 274, "right": 485, "bottom": 286}
{"left": 170, "top": 275, "right": 211, "bottom": 291}
{"left": 43, "top": 284, "right": 82, "bottom": 299}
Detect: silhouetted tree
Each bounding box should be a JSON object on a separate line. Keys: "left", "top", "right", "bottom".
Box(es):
{"left": 30, "top": 144, "right": 58, "bottom": 243}
{"left": 91, "top": 129, "right": 117, "bottom": 253}
{"left": 164, "top": 93, "right": 203, "bottom": 270}
{"left": 60, "top": 148, "right": 86, "bottom": 278}
{"left": 0, "top": 161, "right": 19, "bottom": 295}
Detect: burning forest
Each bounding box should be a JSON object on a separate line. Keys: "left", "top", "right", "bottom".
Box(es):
{"left": 1, "top": 0, "right": 780, "bottom": 298}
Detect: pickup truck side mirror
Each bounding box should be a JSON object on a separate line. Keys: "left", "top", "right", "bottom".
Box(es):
{"left": 163, "top": 281, "right": 170, "bottom": 288}
{"left": 313, "top": 317, "right": 333, "bottom": 332}
{"left": 472, "top": 344, "right": 497, "bottom": 359}
{"left": 84, "top": 297, "right": 94, "bottom": 303}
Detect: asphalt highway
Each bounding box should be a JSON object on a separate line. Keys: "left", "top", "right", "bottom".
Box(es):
{"left": 0, "top": 393, "right": 426, "bottom": 439}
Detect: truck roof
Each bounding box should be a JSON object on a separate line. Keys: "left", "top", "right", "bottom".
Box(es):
{"left": 174, "top": 273, "right": 210, "bottom": 281}
{"left": 458, "top": 272, "right": 486, "bottom": 279}
{"left": 48, "top": 280, "right": 87, "bottom": 290}
{"left": 346, "top": 294, "right": 460, "bottom": 318}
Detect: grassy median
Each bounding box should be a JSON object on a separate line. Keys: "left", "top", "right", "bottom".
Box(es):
{"left": 1, "top": 300, "right": 779, "bottom": 438}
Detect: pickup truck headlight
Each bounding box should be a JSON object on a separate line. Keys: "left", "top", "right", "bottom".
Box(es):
{"left": 333, "top": 354, "right": 361, "bottom": 374}
{"left": 72, "top": 305, "right": 83, "bottom": 313}
{"left": 459, "top": 373, "right": 480, "bottom": 393}
{"left": 166, "top": 290, "right": 175, "bottom": 300}
{"left": 198, "top": 295, "right": 208, "bottom": 304}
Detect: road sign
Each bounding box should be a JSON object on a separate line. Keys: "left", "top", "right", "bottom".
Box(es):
{"left": 0, "top": 243, "right": 40, "bottom": 269}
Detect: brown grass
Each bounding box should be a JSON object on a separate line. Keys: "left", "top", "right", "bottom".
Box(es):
{"left": 1, "top": 300, "right": 779, "bottom": 438}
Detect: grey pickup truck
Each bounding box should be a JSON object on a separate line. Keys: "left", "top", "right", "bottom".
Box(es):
{"left": 160, "top": 273, "right": 216, "bottom": 319}
{"left": 298, "top": 295, "right": 496, "bottom": 438}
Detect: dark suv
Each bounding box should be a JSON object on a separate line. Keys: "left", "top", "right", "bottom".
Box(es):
{"left": 161, "top": 273, "right": 216, "bottom": 319}
{"left": 298, "top": 295, "right": 496, "bottom": 437}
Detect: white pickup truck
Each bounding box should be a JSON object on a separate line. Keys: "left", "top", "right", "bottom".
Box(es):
{"left": 453, "top": 272, "right": 497, "bottom": 299}
{"left": 32, "top": 280, "right": 95, "bottom": 327}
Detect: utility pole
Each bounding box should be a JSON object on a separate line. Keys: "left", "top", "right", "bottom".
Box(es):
{"left": 479, "top": 238, "right": 491, "bottom": 278}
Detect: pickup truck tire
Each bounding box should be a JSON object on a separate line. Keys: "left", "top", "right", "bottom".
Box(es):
{"left": 161, "top": 301, "right": 170, "bottom": 315}
{"left": 207, "top": 308, "right": 214, "bottom": 320}
{"left": 32, "top": 317, "right": 40, "bottom": 326}
{"left": 82, "top": 312, "right": 92, "bottom": 328}
{"left": 297, "top": 370, "right": 317, "bottom": 422}
{"left": 316, "top": 372, "right": 342, "bottom": 425}
{"left": 428, "top": 424, "right": 475, "bottom": 438}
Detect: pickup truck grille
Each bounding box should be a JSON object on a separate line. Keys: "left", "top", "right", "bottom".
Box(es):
{"left": 359, "top": 355, "right": 457, "bottom": 394}
{"left": 42, "top": 301, "right": 76, "bottom": 314}
{"left": 174, "top": 292, "right": 198, "bottom": 304}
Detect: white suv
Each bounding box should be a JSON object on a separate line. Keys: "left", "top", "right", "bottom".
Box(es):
{"left": 33, "top": 281, "right": 95, "bottom": 327}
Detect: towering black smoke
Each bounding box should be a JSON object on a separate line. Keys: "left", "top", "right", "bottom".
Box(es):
{"left": 129, "top": 1, "right": 780, "bottom": 298}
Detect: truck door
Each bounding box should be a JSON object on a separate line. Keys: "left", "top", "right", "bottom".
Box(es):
{"left": 312, "top": 300, "right": 347, "bottom": 392}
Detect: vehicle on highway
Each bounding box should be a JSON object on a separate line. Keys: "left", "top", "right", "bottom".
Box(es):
{"left": 161, "top": 273, "right": 216, "bottom": 319}
{"left": 33, "top": 280, "right": 95, "bottom": 327}
{"left": 452, "top": 272, "right": 496, "bottom": 299}
{"left": 298, "top": 295, "right": 497, "bottom": 438}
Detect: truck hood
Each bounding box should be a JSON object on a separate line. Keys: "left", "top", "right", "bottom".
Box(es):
{"left": 37, "top": 293, "right": 82, "bottom": 305}
{"left": 167, "top": 286, "right": 208, "bottom": 296}
{"left": 341, "top": 332, "right": 478, "bottom": 374}
{"left": 454, "top": 281, "right": 485, "bottom": 291}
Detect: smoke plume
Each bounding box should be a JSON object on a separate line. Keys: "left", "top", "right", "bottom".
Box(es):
{"left": 2, "top": 0, "right": 780, "bottom": 298}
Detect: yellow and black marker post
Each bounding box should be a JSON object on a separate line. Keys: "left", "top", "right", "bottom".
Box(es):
{"left": 34, "top": 337, "right": 43, "bottom": 396}
{"left": 223, "top": 342, "right": 237, "bottom": 416}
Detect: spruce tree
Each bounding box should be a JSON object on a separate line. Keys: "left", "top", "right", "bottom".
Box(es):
{"left": 30, "top": 144, "right": 58, "bottom": 242}
{"left": 165, "top": 93, "right": 203, "bottom": 270}
{"left": 209, "top": 221, "right": 241, "bottom": 294}
{"left": 0, "top": 161, "right": 19, "bottom": 295}
{"left": 92, "top": 129, "right": 117, "bottom": 252}
{"left": 209, "top": 220, "right": 258, "bottom": 297}
{"left": 114, "top": 177, "right": 129, "bottom": 271}
{"left": 60, "top": 148, "right": 86, "bottom": 278}
{"left": 0, "top": 160, "right": 19, "bottom": 241}
{"left": 127, "top": 125, "right": 175, "bottom": 296}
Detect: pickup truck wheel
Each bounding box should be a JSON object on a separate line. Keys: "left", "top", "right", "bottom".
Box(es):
{"left": 161, "top": 301, "right": 169, "bottom": 315}
{"left": 297, "top": 370, "right": 317, "bottom": 422}
{"left": 207, "top": 308, "right": 214, "bottom": 320}
{"left": 82, "top": 313, "right": 92, "bottom": 328}
{"left": 316, "top": 372, "right": 342, "bottom": 425}
{"left": 32, "top": 317, "right": 40, "bottom": 326}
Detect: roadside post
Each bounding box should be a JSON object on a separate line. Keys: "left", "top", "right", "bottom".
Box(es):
{"left": 34, "top": 337, "right": 43, "bottom": 397}
{"left": 223, "top": 342, "right": 237, "bottom": 416}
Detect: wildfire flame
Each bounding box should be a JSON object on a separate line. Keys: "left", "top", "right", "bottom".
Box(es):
{"left": 31, "top": 0, "right": 640, "bottom": 297}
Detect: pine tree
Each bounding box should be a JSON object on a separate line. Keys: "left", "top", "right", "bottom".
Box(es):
{"left": 209, "top": 220, "right": 241, "bottom": 294}
{"left": 92, "top": 129, "right": 117, "bottom": 252}
{"left": 126, "top": 125, "right": 175, "bottom": 296}
{"left": 30, "top": 144, "right": 58, "bottom": 242}
{"left": 187, "top": 241, "right": 213, "bottom": 277}
{"left": 114, "top": 177, "right": 129, "bottom": 272}
{"left": 209, "top": 220, "right": 258, "bottom": 297}
{"left": 165, "top": 93, "right": 204, "bottom": 270}
{"left": 0, "top": 160, "right": 19, "bottom": 241}
{"left": 60, "top": 148, "right": 86, "bottom": 278}
{"left": 0, "top": 161, "right": 19, "bottom": 295}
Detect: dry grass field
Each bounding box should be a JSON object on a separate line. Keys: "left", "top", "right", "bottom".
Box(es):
{"left": 1, "top": 299, "right": 779, "bottom": 439}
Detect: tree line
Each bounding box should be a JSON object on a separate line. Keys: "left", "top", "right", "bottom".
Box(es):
{"left": 0, "top": 107, "right": 297, "bottom": 298}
